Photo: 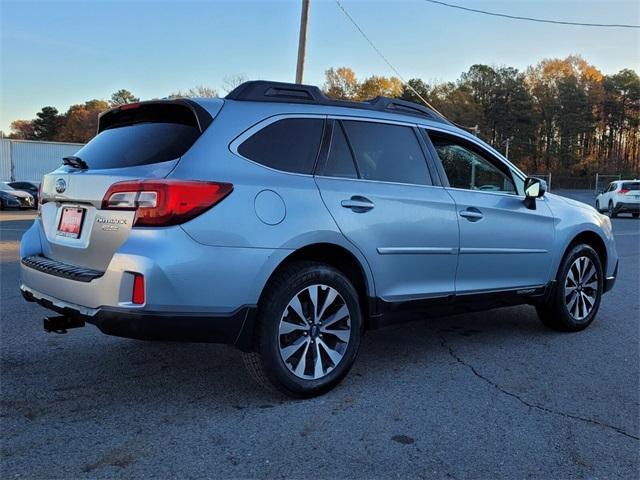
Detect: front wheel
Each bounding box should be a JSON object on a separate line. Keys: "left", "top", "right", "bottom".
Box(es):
{"left": 595, "top": 200, "right": 601, "bottom": 212}
{"left": 242, "top": 261, "right": 362, "bottom": 397}
{"left": 536, "top": 244, "right": 603, "bottom": 332}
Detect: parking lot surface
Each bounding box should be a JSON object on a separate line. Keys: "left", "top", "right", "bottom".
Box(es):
{"left": 1, "top": 191, "right": 638, "bottom": 479}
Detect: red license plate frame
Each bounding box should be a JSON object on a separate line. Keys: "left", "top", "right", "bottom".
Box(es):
{"left": 57, "top": 207, "right": 85, "bottom": 239}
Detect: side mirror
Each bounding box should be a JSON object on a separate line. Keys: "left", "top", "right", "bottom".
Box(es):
{"left": 523, "top": 177, "right": 547, "bottom": 210}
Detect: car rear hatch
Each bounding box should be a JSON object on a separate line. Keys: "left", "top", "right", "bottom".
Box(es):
{"left": 620, "top": 182, "right": 640, "bottom": 202}
{"left": 36, "top": 99, "right": 217, "bottom": 272}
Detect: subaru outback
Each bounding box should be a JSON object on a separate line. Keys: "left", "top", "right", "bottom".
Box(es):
{"left": 20, "top": 81, "right": 618, "bottom": 397}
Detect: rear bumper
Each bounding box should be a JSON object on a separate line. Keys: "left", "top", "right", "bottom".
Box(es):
{"left": 21, "top": 286, "right": 257, "bottom": 350}
{"left": 614, "top": 202, "right": 640, "bottom": 213}
{"left": 19, "top": 220, "right": 290, "bottom": 313}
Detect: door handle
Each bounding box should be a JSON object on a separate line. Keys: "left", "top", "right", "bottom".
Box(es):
{"left": 459, "top": 208, "right": 483, "bottom": 221}
{"left": 341, "top": 196, "right": 375, "bottom": 212}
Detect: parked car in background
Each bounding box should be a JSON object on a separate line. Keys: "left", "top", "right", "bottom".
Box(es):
{"left": 19, "top": 81, "right": 618, "bottom": 397}
{"left": 0, "top": 182, "right": 35, "bottom": 210}
{"left": 596, "top": 180, "right": 640, "bottom": 218}
{"left": 8, "top": 181, "right": 40, "bottom": 206}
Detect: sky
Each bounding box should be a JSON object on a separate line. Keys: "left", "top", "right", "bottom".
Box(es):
{"left": 1, "top": 0, "right": 639, "bottom": 133}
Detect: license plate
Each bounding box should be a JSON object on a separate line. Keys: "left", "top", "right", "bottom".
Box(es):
{"left": 57, "top": 207, "right": 85, "bottom": 239}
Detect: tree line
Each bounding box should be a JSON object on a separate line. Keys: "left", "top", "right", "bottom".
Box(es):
{"left": 6, "top": 57, "right": 639, "bottom": 177}
{"left": 324, "top": 56, "right": 639, "bottom": 178}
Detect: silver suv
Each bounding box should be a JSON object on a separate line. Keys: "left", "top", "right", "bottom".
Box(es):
{"left": 20, "top": 81, "right": 618, "bottom": 397}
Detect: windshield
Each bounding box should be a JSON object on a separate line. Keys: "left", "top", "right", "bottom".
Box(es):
{"left": 73, "top": 122, "right": 200, "bottom": 170}
{"left": 0, "top": 183, "right": 15, "bottom": 191}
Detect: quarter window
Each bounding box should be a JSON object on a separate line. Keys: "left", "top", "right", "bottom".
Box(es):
{"left": 342, "top": 121, "right": 431, "bottom": 185}
{"left": 238, "top": 118, "right": 324, "bottom": 174}
{"left": 428, "top": 132, "right": 516, "bottom": 195}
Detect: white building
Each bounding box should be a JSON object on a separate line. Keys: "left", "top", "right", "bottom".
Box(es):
{"left": 0, "top": 138, "right": 84, "bottom": 182}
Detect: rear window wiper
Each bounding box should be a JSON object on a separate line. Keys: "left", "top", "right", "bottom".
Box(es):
{"left": 63, "top": 156, "right": 88, "bottom": 170}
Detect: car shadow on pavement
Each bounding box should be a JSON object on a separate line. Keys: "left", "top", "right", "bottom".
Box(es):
{"left": 11, "top": 305, "right": 549, "bottom": 410}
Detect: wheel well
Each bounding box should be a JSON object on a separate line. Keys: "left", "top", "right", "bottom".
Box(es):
{"left": 262, "top": 243, "right": 371, "bottom": 323}
{"left": 566, "top": 231, "right": 607, "bottom": 273}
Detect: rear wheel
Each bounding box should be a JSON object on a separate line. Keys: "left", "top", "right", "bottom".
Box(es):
{"left": 608, "top": 200, "right": 617, "bottom": 218}
{"left": 536, "top": 244, "right": 603, "bottom": 332}
{"left": 633, "top": 213, "right": 639, "bottom": 219}
{"left": 242, "top": 261, "right": 362, "bottom": 397}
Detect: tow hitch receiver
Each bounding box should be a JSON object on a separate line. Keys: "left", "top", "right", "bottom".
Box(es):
{"left": 43, "top": 315, "right": 85, "bottom": 334}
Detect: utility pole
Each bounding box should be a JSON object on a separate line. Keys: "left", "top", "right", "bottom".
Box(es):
{"left": 502, "top": 136, "right": 513, "bottom": 159}
{"left": 295, "top": 0, "right": 311, "bottom": 84}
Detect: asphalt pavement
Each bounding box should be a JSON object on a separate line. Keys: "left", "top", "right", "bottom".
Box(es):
{"left": 1, "top": 191, "right": 638, "bottom": 479}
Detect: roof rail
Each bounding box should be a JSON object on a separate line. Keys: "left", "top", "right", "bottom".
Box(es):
{"left": 225, "top": 80, "right": 450, "bottom": 124}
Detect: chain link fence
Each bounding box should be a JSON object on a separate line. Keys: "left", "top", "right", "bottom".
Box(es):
{"left": 530, "top": 173, "right": 637, "bottom": 192}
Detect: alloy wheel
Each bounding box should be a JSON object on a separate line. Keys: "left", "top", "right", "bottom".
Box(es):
{"left": 278, "top": 284, "right": 351, "bottom": 380}
{"left": 564, "top": 256, "right": 598, "bottom": 321}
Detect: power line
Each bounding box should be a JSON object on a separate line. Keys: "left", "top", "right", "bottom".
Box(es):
{"left": 423, "top": 0, "right": 640, "bottom": 29}
{"left": 334, "top": 0, "right": 482, "bottom": 133}
{"left": 333, "top": 0, "right": 448, "bottom": 121}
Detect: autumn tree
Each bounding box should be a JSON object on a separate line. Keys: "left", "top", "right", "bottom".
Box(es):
{"left": 358, "top": 75, "right": 403, "bottom": 100}
{"left": 110, "top": 89, "right": 139, "bottom": 106}
{"left": 323, "top": 67, "right": 359, "bottom": 100}
{"left": 56, "top": 100, "right": 110, "bottom": 143}
{"left": 9, "top": 120, "right": 36, "bottom": 140}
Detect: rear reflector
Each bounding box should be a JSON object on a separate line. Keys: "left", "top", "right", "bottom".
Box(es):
{"left": 132, "top": 273, "right": 145, "bottom": 305}
{"left": 102, "top": 180, "right": 233, "bottom": 227}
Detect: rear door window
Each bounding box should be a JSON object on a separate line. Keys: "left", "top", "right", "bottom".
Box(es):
{"left": 238, "top": 118, "right": 324, "bottom": 174}
{"left": 341, "top": 121, "right": 431, "bottom": 185}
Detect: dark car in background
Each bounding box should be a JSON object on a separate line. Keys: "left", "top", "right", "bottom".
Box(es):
{"left": 8, "top": 181, "right": 40, "bottom": 206}
{"left": 0, "top": 182, "right": 36, "bottom": 210}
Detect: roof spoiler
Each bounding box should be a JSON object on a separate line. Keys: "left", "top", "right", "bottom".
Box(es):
{"left": 97, "top": 99, "right": 214, "bottom": 133}
{"left": 225, "top": 80, "right": 451, "bottom": 124}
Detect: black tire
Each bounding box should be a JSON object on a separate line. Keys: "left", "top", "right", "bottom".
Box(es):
{"left": 0, "top": 199, "right": 4, "bottom": 211}
{"left": 608, "top": 200, "right": 617, "bottom": 218}
{"left": 242, "top": 261, "right": 363, "bottom": 398}
{"left": 536, "top": 243, "right": 603, "bottom": 332}
{"left": 595, "top": 200, "right": 600, "bottom": 212}
{"left": 633, "top": 213, "right": 639, "bottom": 219}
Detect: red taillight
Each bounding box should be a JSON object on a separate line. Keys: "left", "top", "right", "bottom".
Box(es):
{"left": 132, "top": 273, "right": 145, "bottom": 305}
{"left": 102, "top": 180, "right": 233, "bottom": 227}
{"left": 619, "top": 188, "right": 630, "bottom": 194}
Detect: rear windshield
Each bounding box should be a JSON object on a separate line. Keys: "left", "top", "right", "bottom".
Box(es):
{"left": 622, "top": 182, "right": 640, "bottom": 190}
{"left": 74, "top": 122, "right": 200, "bottom": 170}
